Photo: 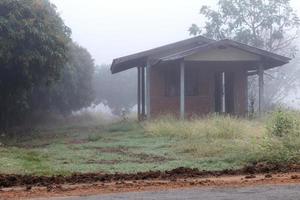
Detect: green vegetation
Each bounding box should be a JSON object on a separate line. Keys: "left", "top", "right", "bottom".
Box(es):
{"left": 0, "top": 0, "right": 95, "bottom": 130}
{"left": 1, "top": 111, "right": 300, "bottom": 176}
{"left": 0, "top": 0, "right": 70, "bottom": 129}
{"left": 267, "top": 109, "right": 300, "bottom": 137}
{"left": 146, "top": 111, "right": 300, "bottom": 166}
{"left": 189, "top": 0, "right": 300, "bottom": 110}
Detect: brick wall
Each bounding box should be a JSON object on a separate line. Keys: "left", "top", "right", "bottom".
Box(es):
{"left": 150, "top": 62, "right": 248, "bottom": 118}
{"left": 233, "top": 68, "right": 248, "bottom": 116}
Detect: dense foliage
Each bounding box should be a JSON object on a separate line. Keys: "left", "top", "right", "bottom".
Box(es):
{"left": 0, "top": 0, "right": 94, "bottom": 129}
{"left": 189, "top": 0, "right": 300, "bottom": 56}
{"left": 30, "top": 43, "right": 95, "bottom": 116}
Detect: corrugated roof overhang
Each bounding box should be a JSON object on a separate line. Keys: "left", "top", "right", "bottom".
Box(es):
{"left": 111, "top": 37, "right": 291, "bottom": 74}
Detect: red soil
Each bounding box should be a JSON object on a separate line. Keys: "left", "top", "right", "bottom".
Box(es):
{"left": 1, "top": 163, "right": 300, "bottom": 199}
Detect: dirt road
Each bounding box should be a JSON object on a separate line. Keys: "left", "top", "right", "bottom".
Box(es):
{"left": 35, "top": 185, "right": 300, "bottom": 200}
{"left": 2, "top": 172, "right": 300, "bottom": 200}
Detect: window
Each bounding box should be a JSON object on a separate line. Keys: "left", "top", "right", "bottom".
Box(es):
{"left": 165, "top": 66, "right": 199, "bottom": 97}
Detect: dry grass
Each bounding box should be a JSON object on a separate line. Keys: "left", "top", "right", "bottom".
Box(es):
{"left": 144, "top": 112, "right": 300, "bottom": 166}
{"left": 145, "top": 115, "right": 262, "bottom": 159}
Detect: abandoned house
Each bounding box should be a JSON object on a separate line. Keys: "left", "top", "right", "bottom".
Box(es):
{"left": 111, "top": 36, "right": 290, "bottom": 120}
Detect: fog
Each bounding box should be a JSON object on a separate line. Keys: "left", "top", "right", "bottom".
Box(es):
{"left": 1, "top": 0, "right": 300, "bottom": 131}
{"left": 48, "top": 0, "right": 300, "bottom": 113}
{"left": 51, "top": 0, "right": 300, "bottom": 65}
{"left": 50, "top": 0, "right": 216, "bottom": 64}
{"left": 3, "top": 0, "right": 300, "bottom": 186}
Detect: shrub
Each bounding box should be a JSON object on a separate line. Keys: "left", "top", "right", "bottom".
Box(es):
{"left": 254, "top": 109, "right": 300, "bottom": 164}
{"left": 267, "top": 109, "right": 299, "bottom": 137}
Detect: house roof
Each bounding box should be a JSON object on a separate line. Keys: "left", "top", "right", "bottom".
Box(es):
{"left": 111, "top": 36, "right": 291, "bottom": 74}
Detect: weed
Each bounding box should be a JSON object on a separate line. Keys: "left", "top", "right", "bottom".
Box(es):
{"left": 267, "top": 109, "right": 300, "bottom": 137}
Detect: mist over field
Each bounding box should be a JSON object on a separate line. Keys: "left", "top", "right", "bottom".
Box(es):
{"left": 49, "top": 0, "right": 300, "bottom": 116}
{"left": 3, "top": 2, "right": 300, "bottom": 198}
{"left": 1, "top": 0, "right": 300, "bottom": 128}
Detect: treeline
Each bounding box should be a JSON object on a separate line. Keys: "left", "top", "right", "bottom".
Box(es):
{"left": 93, "top": 66, "right": 137, "bottom": 115}
{"left": 0, "top": 0, "right": 94, "bottom": 129}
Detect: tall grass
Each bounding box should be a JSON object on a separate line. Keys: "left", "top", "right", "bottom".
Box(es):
{"left": 261, "top": 109, "right": 300, "bottom": 164}
{"left": 145, "top": 112, "right": 300, "bottom": 166}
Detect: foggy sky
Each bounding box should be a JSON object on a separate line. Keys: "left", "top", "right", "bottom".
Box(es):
{"left": 50, "top": 0, "right": 300, "bottom": 66}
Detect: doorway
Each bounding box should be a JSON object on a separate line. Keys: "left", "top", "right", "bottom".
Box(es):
{"left": 214, "top": 72, "right": 235, "bottom": 114}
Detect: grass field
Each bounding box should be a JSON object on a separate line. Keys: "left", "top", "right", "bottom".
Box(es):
{"left": 0, "top": 111, "right": 300, "bottom": 176}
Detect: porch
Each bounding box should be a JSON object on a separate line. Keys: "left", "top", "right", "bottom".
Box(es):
{"left": 137, "top": 60, "right": 261, "bottom": 120}
{"left": 111, "top": 36, "right": 290, "bottom": 120}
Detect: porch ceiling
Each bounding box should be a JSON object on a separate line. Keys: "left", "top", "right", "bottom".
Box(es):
{"left": 184, "top": 60, "right": 262, "bottom": 71}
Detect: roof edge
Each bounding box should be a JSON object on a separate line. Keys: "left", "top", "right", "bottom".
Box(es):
{"left": 111, "top": 36, "right": 215, "bottom": 73}
{"left": 111, "top": 37, "right": 291, "bottom": 74}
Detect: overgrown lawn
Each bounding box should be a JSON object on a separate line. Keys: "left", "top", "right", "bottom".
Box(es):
{"left": 1, "top": 110, "right": 300, "bottom": 176}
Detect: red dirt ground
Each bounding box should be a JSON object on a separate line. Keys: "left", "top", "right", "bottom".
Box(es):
{"left": 1, "top": 163, "right": 300, "bottom": 199}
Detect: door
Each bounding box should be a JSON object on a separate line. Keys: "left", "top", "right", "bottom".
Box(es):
{"left": 214, "top": 72, "right": 223, "bottom": 113}
{"left": 225, "top": 72, "right": 234, "bottom": 114}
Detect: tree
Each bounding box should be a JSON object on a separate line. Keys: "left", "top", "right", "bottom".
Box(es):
{"left": 30, "top": 42, "right": 95, "bottom": 115}
{"left": 189, "top": 0, "right": 300, "bottom": 109}
{"left": 190, "top": 0, "right": 299, "bottom": 56}
{"left": 56, "top": 43, "right": 95, "bottom": 113}
{"left": 0, "top": 0, "right": 71, "bottom": 129}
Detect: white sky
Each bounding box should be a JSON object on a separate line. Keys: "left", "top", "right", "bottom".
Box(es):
{"left": 50, "top": 0, "right": 300, "bottom": 65}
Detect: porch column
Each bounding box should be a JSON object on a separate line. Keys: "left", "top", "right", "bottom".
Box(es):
{"left": 258, "top": 63, "right": 264, "bottom": 115}
{"left": 180, "top": 60, "right": 185, "bottom": 120}
{"left": 222, "top": 72, "right": 226, "bottom": 113}
{"left": 141, "top": 66, "right": 146, "bottom": 119}
{"left": 146, "top": 60, "right": 151, "bottom": 119}
{"left": 137, "top": 67, "right": 141, "bottom": 121}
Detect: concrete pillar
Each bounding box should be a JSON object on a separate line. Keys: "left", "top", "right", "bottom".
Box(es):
{"left": 258, "top": 63, "right": 264, "bottom": 114}
{"left": 180, "top": 60, "right": 185, "bottom": 120}
{"left": 141, "top": 66, "right": 145, "bottom": 119}
{"left": 146, "top": 60, "right": 151, "bottom": 119}
{"left": 137, "top": 67, "right": 141, "bottom": 121}
{"left": 222, "top": 72, "right": 226, "bottom": 113}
